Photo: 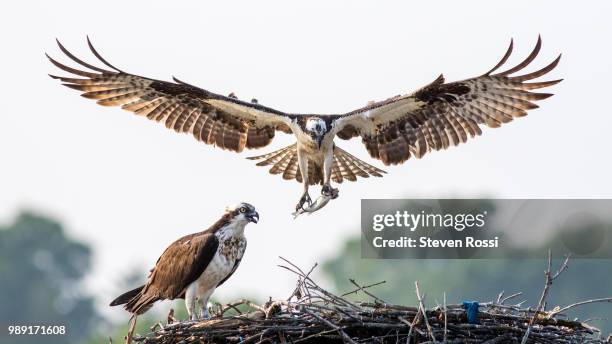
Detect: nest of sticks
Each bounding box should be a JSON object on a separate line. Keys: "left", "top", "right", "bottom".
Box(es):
{"left": 131, "top": 255, "right": 611, "bottom": 344}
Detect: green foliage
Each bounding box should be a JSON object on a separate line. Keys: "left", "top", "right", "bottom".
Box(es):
{"left": 0, "top": 212, "right": 99, "bottom": 344}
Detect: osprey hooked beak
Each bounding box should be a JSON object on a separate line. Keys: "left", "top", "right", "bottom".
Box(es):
{"left": 229, "top": 203, "right": 259, "bottom": 223}
{"left": 315, "top": 135, "right": 323, "bottom": 148}
{"left": 247, "top": 211, "right": 259, "bottom": 224}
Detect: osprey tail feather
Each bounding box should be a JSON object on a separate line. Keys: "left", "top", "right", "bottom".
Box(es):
{"left": 332, "top": 146, "right": 386, "bottom": 182}
{"left": 110, "top": 285, "right": 156, "bottom": 314}
{"left": 247, "top": 144, "right": 386, "bottom": 184}
{"left": 110, "top": 285, "right": 144, "bottom": 307}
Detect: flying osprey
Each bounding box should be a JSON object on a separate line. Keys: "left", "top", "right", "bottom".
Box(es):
{"left": 109, "top": 203, "right": 258, "bottom": 321}
{"left": 48, "top": 37, "right": 561, "bottom": 211}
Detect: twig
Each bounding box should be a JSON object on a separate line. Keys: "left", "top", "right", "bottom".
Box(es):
{"left": 125, "top": 314, "right": 137, "bottom": 344}
{"left": 521, "top": 252, "right": 570, "bottom": 344}
{"left": 245, "top": 301, "right": 267, "bottom": 314}
{"left": 397, "top": 316, "right": 414, "bottom": 344}
{"left": 348, "top": 279, "right": 387, "bottom": 304}
{"left": 496, "top": 291, "right": 505, "bottom": 304}
{"left": 279, "top": 256, "right": 307, "bottom": 276}
{"left": 415, "top": 281, "right": 437, "bottom": 344}
{"left": 443, "top": 292, "right": 447, "bottom": 344}
{"left": 302, "top": 307, "right": 357, "bottom": 344}
{"left": 149, "top": 322, "right": 163, "bottom": 332}
{"left": 292, "top": 327, "right": 350, "bottom": 343}
{"left": 167, "top": 308, "right": 177, "bottom": 324}
{"left": 548, "top": 298, "right": 612, "bottom": 317}
{"left": 500, "top": 292, "right": 523, "bottom": 305}
{"left": 305, "top": 262, "right": 318, "bottom": 278}
{"left": 583, "top": 317, "right": 607, "bottom": 323}
{"left": 219, "top": 299, "right": 250, "bottom": 316}
{"left": 341, "top": 280, "right": 386, "bottom": 298}
{"left": 240, "top": 328, "right": 272, "bottom": 344}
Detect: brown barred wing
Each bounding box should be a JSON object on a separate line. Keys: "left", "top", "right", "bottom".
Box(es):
{"left": 47, "top": 38, "right": 292, "bottom": 153}
{"left": 335, "top": 36, "right": 561, "bottom": 165}
{"left": 247, "top": 144, "right": 385, "bottom": 184}
{"left": 330, "top": 146, "right": 386, "bottom": 183}
{"left": 124, "top": 233, "right": 219, "bottom": 314}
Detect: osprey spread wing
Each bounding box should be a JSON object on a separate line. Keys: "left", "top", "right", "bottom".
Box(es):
{"left": 48, "top": 36, "right": 561, "bottom": 212}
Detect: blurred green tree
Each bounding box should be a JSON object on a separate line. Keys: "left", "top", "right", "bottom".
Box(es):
{"left": 0, "top": 212, "right": 99, "bottom": 344}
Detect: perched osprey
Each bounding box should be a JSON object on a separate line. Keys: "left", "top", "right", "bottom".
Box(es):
{"left": 109, "top": 203, "right": 258, "bottom": 320}
{"left": 48, "top": 37, "right": 561, "bottom": 211}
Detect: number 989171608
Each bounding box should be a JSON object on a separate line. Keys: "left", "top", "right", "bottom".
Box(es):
{"left": 7, "top": 325, "right": 66, "bottom": 335}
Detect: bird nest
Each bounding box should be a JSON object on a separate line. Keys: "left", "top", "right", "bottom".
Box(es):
{"left": 131, "top": 256, "right": 611, "bottom": 344}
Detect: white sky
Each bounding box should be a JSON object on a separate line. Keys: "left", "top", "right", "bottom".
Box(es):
{"left": 2, "top": 0, "right": 611, "bottom": 319}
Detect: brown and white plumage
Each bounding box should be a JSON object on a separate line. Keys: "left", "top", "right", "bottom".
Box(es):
{"left": 48, "top": 36, "right": 560, "bottom": 212}
{"left": 47, "top": 38, "right": 292, "bottom": 153}
{"left": 332, "top": 36, "right": 562, "bottom": 165}
{"left": 109, "top": 203, "right": 258, "bottom": 320}
{"left": 247, "top": 144, "right": 385, "bottom": 185}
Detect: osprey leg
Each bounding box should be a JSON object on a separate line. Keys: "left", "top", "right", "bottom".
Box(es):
{"left": 185, "top": 283, "right": 197, "bottom": 320}
{"left": 321, "top": 184, "right": 339, "bottom": 197}
{"left": 296, "top": 151, "right": 313, "bottom": 211}
{"left": 197, "top": 288, "right": 214, "bottom": 319}
{"left": 321, "top": 151, "right": 339, "bottom": 197}
{"left": 296, "top": 187, "right": 312, "bottom": 211}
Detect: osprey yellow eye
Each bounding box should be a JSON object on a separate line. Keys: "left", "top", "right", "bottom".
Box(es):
{"left": 240, "top": 207, "right": 247, "bottom": 213}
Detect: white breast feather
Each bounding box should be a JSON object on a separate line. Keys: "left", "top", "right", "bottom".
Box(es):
{"left": 195, "top": 252, "right": 233, "bottom": 295}
{"left": 193, "top": 221, "right": 246, "bottom": 297}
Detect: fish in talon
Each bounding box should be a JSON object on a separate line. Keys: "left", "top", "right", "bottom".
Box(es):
{"left": 292, "top": 188, "right": 339, "bottom": 218}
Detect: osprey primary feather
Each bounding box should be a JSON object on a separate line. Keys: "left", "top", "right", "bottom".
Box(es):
{"left": 48, "top": 36, "right": 561, "bottom": 212}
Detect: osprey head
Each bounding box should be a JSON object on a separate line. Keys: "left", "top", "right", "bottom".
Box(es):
{"left": 226, "top": 202, "right": 259, "bottom": 224}
{"left": 305, "top": 117, "right": 327, "bottom": 148}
